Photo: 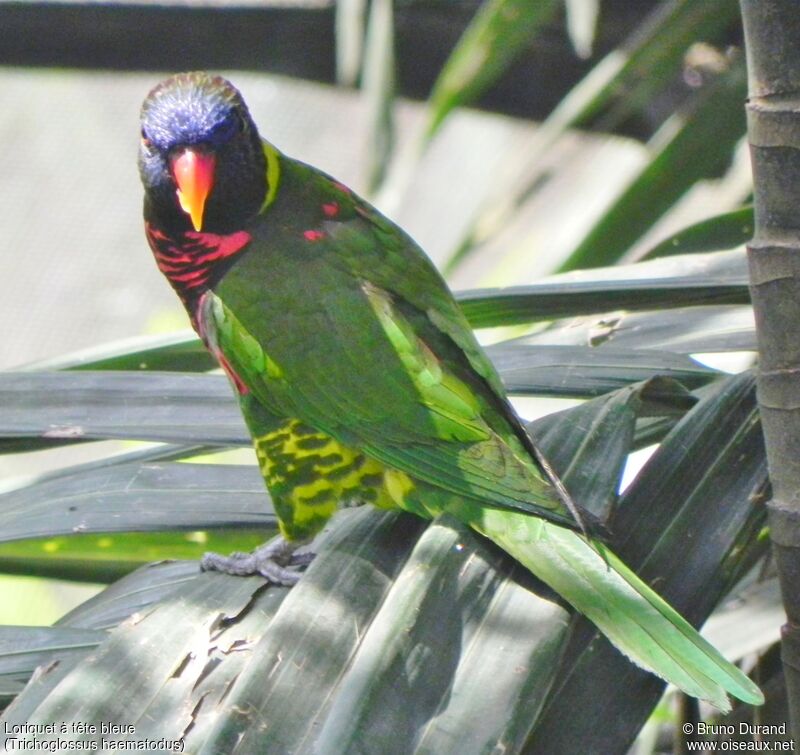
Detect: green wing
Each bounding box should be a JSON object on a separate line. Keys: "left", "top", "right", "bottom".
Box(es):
{"left": 207, "top": 158, "right": 575, "bottom": 526}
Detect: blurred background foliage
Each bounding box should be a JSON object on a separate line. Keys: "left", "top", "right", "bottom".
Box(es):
{"left": 0, "top": 0, "right": 784, "bottom": 752}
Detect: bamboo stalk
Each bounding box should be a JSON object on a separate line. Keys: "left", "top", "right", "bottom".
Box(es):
{"left": 741, "top": 0, "right": 800, "bottom": 742}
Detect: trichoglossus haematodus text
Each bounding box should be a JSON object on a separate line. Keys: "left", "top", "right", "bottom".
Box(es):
{"left": 138, "top": 72, "right": 762, "bottom": 711}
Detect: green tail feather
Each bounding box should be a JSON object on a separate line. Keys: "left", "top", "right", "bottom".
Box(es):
{"left": 446, "top": 500, "right": 764, "bottom": 712}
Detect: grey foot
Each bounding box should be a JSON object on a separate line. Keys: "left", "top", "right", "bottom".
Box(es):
{"left": 201, "top": 536, "right": 314, "bottom": 586}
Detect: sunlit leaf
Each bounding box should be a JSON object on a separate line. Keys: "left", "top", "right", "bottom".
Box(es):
{"left": 362, "top": 0, "right": 395, "bottom": 191}
{"left": 445, "top": 0, "right": 742, "bottom": 273}
{"left": 559, "top": 57, "right": 747, "bottom": 271}
{"left": 564, "top": 0, "right": 599, "bottom": 59}
{"left": 424, "top": 0, "right": 560, "bottom": 140}
{"left": 335, "top": 0, "right": 368, "bottom": 85}
{"left": 0, "top": 530, "right": 269, "bottom": 583}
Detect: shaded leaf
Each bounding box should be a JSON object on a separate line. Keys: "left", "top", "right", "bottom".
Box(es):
{"left": 617, "top": 372, "right": 768, "bottom": 594}
{"left": 0, "top": 371, "right": 247, "bottom": 451}
{"left": 286, "top": 514, "right": 567, "bottom": 755}
{"left": 0, "top": 336, "right": 721, "bottom": 453}
{"left": 488, "top": 343, "right": 718, "bottom": 397}
{"left": 0, "top": 508, "right": 571, "bottom": 753}
{"left": 27, "top": 331, "right": 213, "bottom": 373}
{"left": 459, "top": 250, "right": 749, "bottom": 328}
{"left": 640, "top": 206, "right": 754, "bottom": 261}
{"left": 8, "top": 251, "right": 750, "bottom": 391}
{"left": 576, "top": 0, "right": 740, "bottom": 133}
{"left": 57, "top": 561, "right": 203, "bottom": 631}
{"left": 0, "top": 455, "right": 273, "bottom": 543}
{"left": 531, "top": 376, "right": 697, "bottom": 520}
{"left": 0, "top": 626, "right": 104, "bottom": 703}
{"left": 516, "top": 305, "right": 756, "bottom": 354}
{"left": 0, "top": 340, "right": 683, "bottom": 744}
{"left": 0, "top": 565, "right": 283, "bottom": 730}
{"left": 0, "top": 562, "right": 233, "bottom": 701}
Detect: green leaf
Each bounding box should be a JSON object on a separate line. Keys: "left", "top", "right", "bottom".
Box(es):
{"left": 0, "top": 565, "right": 288, "bottom": 728}
{"left": 1, "top": 510, "right": 568, "bottom": 752}
{"left": 362, "top": 0, "right": 395, "bottom": 192}
{"left": 488, "top": 343, "right": 718, "bottom": 397}
{"left": 0, "top": 341, "right": 701, "bottom": 744}
{"left": 0, "top": 562, "right": 214, "bottom": 698}
{"left": 4, "top": 251, "right": 749, "bottom": 392}
{"left": 640, "top": 206, "right": 754, "bottom": 261}
{"left": 0, "top": 440, "right": 277, "bottom": 575}
{"left": 0, "top": 530, "right": 269, "bottom": 583}
{"left": 0, "top": 626, "right": 104, "bottom": 702}
{"left": 56, "top": 561, "right": 204, "bottom": 631}
{"left": 424, "top": 0, "right": 561, "bottom": 141}
{"left": 517, "top": 304, "right": 755, "bottom": 354}
{"left": 445, "top": 0, "right": 743, "bottom": 273}
{"left": 459, "top": 250, "right": 749, "bottom": 328}
{"left": 0, "top": 455, "right": 274, "bottom": 543}
{"left": 559, "top": 57, "right": 748, "bottom": 271}
{"left": 0, "top": 371, "right": 247, "bottom": 451}
{"left": 26, "top": 331, "right": 213, "bottom": 373}
{"left": 0, "top": 311, "right": 729, "bottom": 452}
{"left": 335, "top": 0, "right": 367, "bottom": 86}
{"left": 617, "top": 371, "right": 768, "bottom": 593}
{"left": 306, "top": 518, "right": 567, "bottom": 753}
{"left": 531, "top": 376, "right": 697, "bottom": 520}
{"left": 575, "top": 0, "right": 740, "bottom": 132}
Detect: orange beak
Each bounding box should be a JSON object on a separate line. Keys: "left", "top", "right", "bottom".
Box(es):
{"left": 171, "top": 148, "right": 216, "bottom": 232}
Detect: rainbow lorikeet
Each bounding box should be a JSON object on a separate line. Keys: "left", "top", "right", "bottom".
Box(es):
{"left": 138, "top": 72, "right": 762, "bottom": 711}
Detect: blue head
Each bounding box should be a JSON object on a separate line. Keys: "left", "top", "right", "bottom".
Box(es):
{"left": 139, "top": 73, "right": 267, "bottom": 233}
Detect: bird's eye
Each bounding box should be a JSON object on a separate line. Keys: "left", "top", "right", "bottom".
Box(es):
{"left": 212, "top": 112, "right": 244, "bottom": 144}
{"left": 140, "top": 128, "right": 152, "bottom": 149}
{"left": 227, "top": 110, "right": 245, "bottom": 134}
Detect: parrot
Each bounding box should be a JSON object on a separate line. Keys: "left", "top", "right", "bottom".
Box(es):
{"left": 138, "top": 72, "right": 762, "bottom": 711}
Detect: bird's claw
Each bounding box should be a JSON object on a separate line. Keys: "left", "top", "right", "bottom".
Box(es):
{"left": 201, "top": 536, "right": 314, "bottom": 586}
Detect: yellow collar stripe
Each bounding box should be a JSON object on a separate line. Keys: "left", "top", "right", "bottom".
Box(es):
{"left": 261, "top": 141, "right": 281, "bottom": 212}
